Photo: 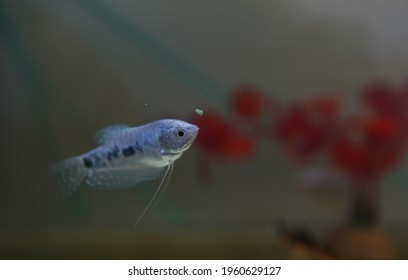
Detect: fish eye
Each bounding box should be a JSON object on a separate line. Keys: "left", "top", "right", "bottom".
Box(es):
{"left": 176, "top": 129, "right": 185, "bottom": 138}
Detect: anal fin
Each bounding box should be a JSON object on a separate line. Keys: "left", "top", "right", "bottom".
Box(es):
{"left": 84, "top": 166, "right": 165, "bottom": 190}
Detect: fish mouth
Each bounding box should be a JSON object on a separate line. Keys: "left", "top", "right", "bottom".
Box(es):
{"left": 191, "top": 125, "right": 199, "bottom": 140}
{"left": 179, "top": 125, "right": 199, "bottom": 152}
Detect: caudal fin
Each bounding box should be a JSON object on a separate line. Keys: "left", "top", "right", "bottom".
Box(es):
{"left": 51, "top": 156, "right": 87, "bottom": 195}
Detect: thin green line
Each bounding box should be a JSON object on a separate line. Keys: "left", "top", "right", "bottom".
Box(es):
{"left": 0, "top": 2, "right": 57, "bottom": 156}
{"left": 71, "top": 0, "right": 226, "bottom": 100}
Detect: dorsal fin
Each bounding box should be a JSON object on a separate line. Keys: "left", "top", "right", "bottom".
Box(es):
{"left": 95, "top": 124, "right": 129, "bottom": 144}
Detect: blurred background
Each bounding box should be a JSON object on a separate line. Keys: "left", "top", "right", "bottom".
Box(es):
{"left": 1, "top": 0, "right": 408, "bottom": 259}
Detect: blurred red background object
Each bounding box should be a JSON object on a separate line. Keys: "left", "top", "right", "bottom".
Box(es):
{"left": 231, "top": 86, "right": 265, "bottom": 119}
{"left": 273, "top": 96, "right": 341, "bottom": 164}
{"left": 191, "top": 110, "right": 255, "bottom": 160}
{"left": 363, "top": 81, "right": 400, "bottom": 116}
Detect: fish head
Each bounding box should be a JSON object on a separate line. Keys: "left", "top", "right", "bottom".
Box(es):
{"left": 158, "top": 119, "right": 199, "bottom": 158}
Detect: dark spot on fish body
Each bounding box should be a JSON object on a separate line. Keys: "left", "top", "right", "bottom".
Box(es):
{"left": 106, "top": 146, "right": 120, "bottom": 162}
{"left": 134, "top": 140, "right": 143, "bottom": 153}
{"left": 113, "top": 146, "right": 119, "bottom": 157}
{"left": 83, "top": 157, "right": 93, "bottom": 168}
{"left": 94, "top": 155, "right": 107, "bottom": 168}
{"left": 122, "top": 146, "right": 136, "bottom": 157}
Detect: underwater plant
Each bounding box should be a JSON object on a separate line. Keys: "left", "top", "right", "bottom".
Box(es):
{"left": 190, "top": 79, "right": 408, "bottom": 258}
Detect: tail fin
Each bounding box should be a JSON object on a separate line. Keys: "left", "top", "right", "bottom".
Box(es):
{"left": 51, "top": 156, "right": 87, "bottom": 195}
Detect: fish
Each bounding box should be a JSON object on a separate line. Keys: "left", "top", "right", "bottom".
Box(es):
{"left": 52, "top": 119, "right": 199, "bottom": 228}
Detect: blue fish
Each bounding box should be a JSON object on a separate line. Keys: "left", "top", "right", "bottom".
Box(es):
{"left": 52, "top": 119, "right": 199, "bottom": 228}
